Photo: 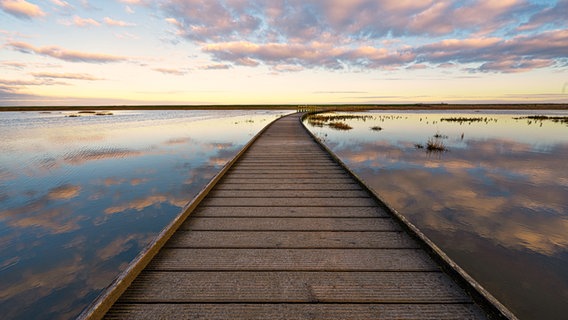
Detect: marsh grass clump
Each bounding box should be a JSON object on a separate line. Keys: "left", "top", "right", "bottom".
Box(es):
{"left": 441, "top": 117, "right": 497, "bottom": 124}
{"left": 78, "top": 111, "right": 96, "bottom": 114}
{"left": 441, "top": 117, "right": 484, "bottom": 123}
{"left": 426, "top": 138, "right": 448, "bottom": 152}
{"left": 370, "top": 126, "right": 383, "bottom": 131}
{"left": 95, "top": 112, "right": 113, "bottom": 116}
{"left": 328, "top": 121, "right": 353, "bottom": 130}
{"left": 306, "top": 112, "right": 374, "bottom": 131}
{"left": 514, "top": 115, "right": 568, "bottom": 125}
{"left": 67, "top": 114, "right": 81, "bottom": 117}
{"left": 308, "top": 113, "right": 374, "bottom": 123}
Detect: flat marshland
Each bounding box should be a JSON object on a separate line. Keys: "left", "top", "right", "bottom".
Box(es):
{"left": 1, "top": 106, "right": 567, "bottom": 320}
{"left": 305, "top": 109, "right": 568, "bottom": 320}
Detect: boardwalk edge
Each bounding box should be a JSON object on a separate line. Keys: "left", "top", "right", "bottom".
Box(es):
{"left": 300, "top": 112, "right": 518, "bottom": 320}
{"left": 77, "top": 114, "right": 288, "bottom": 320}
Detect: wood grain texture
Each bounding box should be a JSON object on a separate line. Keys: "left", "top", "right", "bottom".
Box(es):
{"left": 166, "top": 231, "right": 418, "bottom": 248}
{"left": 106, "top": 304, "right": 487, "bottom": 320}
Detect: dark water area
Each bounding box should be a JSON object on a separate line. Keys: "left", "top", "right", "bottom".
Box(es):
{"left": 0, "top": 110, "right": 289, "bottom": 319}
{"left": 305, "top": 110, "right": 568, "bottom": 320}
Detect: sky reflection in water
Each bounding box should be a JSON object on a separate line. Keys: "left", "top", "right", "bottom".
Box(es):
{"left": 305, "top": 110, "right": 568, "bottom": 320}
{"left": 0, "top": 110, "right": 289, "bottom": 319}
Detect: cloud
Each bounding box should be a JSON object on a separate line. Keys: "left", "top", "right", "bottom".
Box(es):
{"left": 50, "top": 0, "right": 70, "bottom": 8}
{"left": 203, "top": 41, "right": 415, "bottom": 70}
{"left": 1, "top": 61, "right": 27, "bottom": 69}
{"left": 199, "top": 63, "right": 231, "bottom": 70}
{"left": 153, "top": 67, "right": 186, "bottom": 75}
{"left": 47, "top": 184, "right": 81, "bottom": 200}
{"left": 517, "top": 0, "right": 568, "bottom": 31}
{"left": 118, "top": 0, "right": 147, "bottom": 4}
{"left": 416, "top": 29, "right": 568, "bottom": 73}
{"left": 63, "top": 148, "right": 142, "bottom": 165}
{"left": 0, "top": 0, "right": 45, "bottom": 19}
{"left": 68, "top": 15, "right": 100, "bottom": 27}
{"left": 104, "top": 194, "right": 168, "bottom": 214}
{"left": 103, "top": 17, "right": 136, "bottom": 27}
{"left": 159, "top": 0, "right": 567, "bottom": 74}
{"left": 0, "top": 78, "right": 53, "bottom": 86}
{"left": 7, "top": 41, "right": 129, "bottom": 63}
{"left": 32, "top": 72, "right": 103, "bottom": 80}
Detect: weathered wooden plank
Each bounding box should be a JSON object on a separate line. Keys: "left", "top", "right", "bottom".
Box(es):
{"left": 182, "top": 217, "right": 399, "bottom": 231}
{"left": 117, "top": 271, "right": 466, "bottom": 303}
{"left": 191, "top": 206, "right": 389, "bottom": 218}
{"left": 234, "top": 163, "right": 339, "bottom": 168}
{"left": 166, "top": 231, "right": 418, "bottom": 249}
{"left": 209, "top": 190, "right": 369, "bottom": 198}
{"left": 221, "top": 178, "right": 355, "bottom": 184}
{"left": 224, "top": 173, "right": 351, "bottom": 179}
{"left": 228, "top": 168, "right": 346, "bottom": 174}
{"left": 105, "top": 303, "right": 488, "bottom": 320}
{"left": 200, "top": 197, "right": 376, "bottom": 207}
{"left": 213, "top": 183, "right": 363, "bottom": 190}
{"left": 236, "top": 159, "right": 336, "bottom": 164}
{"left": 147, "top": 249, "right": 435, "bottom": 271}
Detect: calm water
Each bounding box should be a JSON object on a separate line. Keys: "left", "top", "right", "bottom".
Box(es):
{"left": 0, "top": 110, "right": 289, "bottom": 319}
{"left": 305, "top": 110, "right": 568, "bottom": 320}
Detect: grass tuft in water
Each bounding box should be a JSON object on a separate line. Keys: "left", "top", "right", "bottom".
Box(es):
{"left": 426, "top": 138, "right": 448, "bottom": 152}
{"left": 328, "top": 121, "right": 353, "bottom": 130}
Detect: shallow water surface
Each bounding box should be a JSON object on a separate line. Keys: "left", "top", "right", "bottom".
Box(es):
{"left": 0, "top": 110, "right": 289, "bottom": 319}
{"left": 305, "top": 110, "right": 568, "bottom": 320}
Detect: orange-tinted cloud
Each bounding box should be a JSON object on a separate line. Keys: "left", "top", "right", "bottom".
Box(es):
{"left": 1, "top": 0, "right": 45, "bottom": 19}
{"left": 47, "top": 184, "right": 81, "bottom": 200}
{"left": 7, "top": 41, "right": 129, "bottom": 63}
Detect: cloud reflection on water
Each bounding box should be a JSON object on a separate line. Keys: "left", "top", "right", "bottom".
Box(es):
{"left": 307, "top": 111, "right": 568, "bottom": 319}
{"left": 0, "top": 110, "right": 288, "bottom": 320}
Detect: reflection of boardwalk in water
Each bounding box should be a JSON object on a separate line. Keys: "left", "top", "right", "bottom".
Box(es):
{"left": 85, "top": 113, "right": 515, "bottom": 319}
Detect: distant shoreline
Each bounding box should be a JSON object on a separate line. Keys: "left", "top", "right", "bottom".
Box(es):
{"left": 1, "top": 103, "right": 567, "bottom": 112}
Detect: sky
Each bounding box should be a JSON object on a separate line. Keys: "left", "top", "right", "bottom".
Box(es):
{"left": 1, "top": 0, "right": 567, "bottom": 106}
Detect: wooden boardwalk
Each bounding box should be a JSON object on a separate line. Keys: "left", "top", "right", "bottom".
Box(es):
{"left": 96, "top": 113, "right": 513, "bottom": 319}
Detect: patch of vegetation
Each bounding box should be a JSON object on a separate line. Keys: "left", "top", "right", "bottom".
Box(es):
{"left": 426, "top": 138, "right": 448, "bottom": 152}
{"left": 441, "top": 117, "right": 484, "bottom": 122}
{"left": 370, "top": 126, "right": 383, "bottom": 131}
{"left": 78, "top": 111, "right": 97, "bottom": 114}
{"left": 441, "top": 117, "right": 497, "bottom": 124}
{"left": 415, "top": 143, "right": 424, "bottom": 149}
{"left": 328, "top": 121, "right": 353, "bottom": 130}
{"left": 95, "top": 111, "right": 113, "bottom": 116}
{"left": 67, "top": 114, "right": 81, "bottom": 117}
{"left": 514, "top": 115, "right": 568, "bottom": 124}
{"left": 306, "top": 112, "right": 374, "bottom": 131}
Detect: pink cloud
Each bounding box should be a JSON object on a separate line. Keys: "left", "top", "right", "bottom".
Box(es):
{"left": 199, "top": 63, "right": 231, "bottom": 70}
{"left": 50, "top": 0, "right": 70, "bottom": 8}
{"left": 0, "top": 0, "right": 45, "bottom": 19}
{"left": 153, "top": 67, "right": 186, "bottom": 75}
{"left": 156, "top": 0, "right": 567, "bottom": 74}
{"left": 8, "top": 41, "right": 129, "bottom": 63}
{"left": 32, "top": 72, "right": 103, "bottom": 80}
{"left": 76, "top": 16, "right": 99, "bottom": 27}
{"left": 103, "top": 17, "right": 135, "bottom": 27}
{"left": 479, "top": 59, "right": 555, "bottom": 73}
{"left": 204, "top": 41, "right": 416, "bottom": 70}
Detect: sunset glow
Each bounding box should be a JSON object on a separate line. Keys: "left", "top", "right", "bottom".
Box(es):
{"left": 1, "top": 0, "right": 567, "bottom": 106}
